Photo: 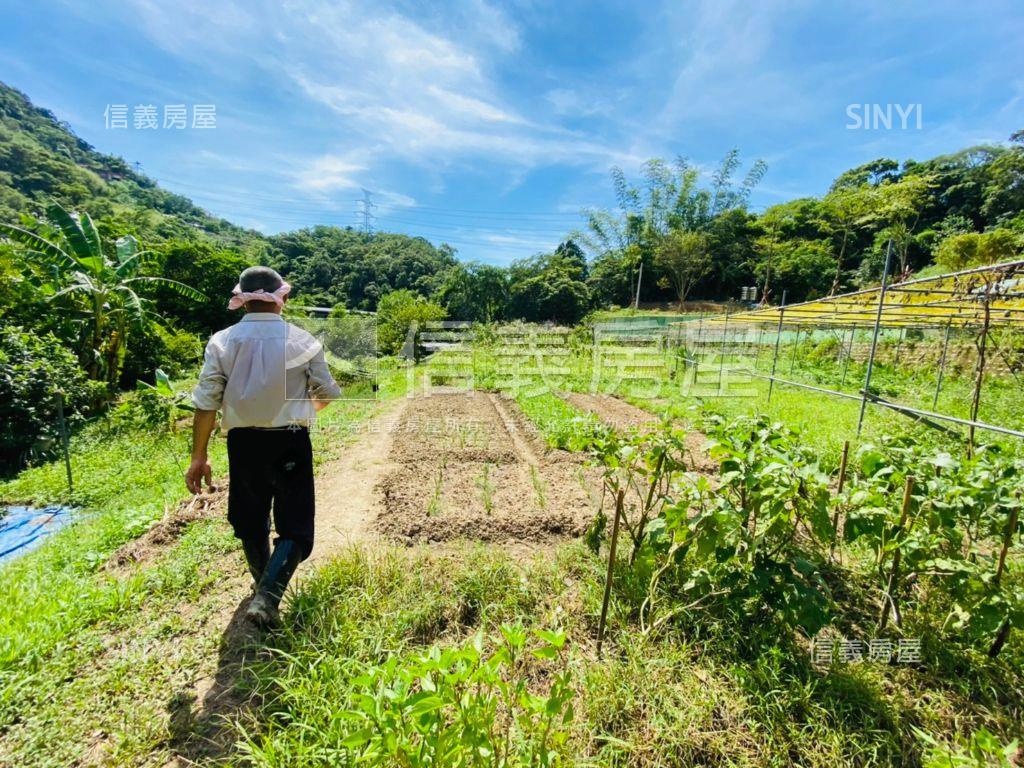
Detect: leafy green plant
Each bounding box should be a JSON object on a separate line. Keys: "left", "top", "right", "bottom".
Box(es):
{"left": 589, "top": 420, "right": 690, "bottom": 565}
{"left": 916, "top": 726, "right": 1019, "bottom": 768}
{"left": 0, "top": 325, "right": 102, "bottom": 473}
{"left": 131, "top": 368, "right": 196, "bottom": 431}
{"left": 0, "top": 203, "right": 204, "bottom": 391}
{"left": 513, "top": 391, "right": 605, "bottom": 452}
{"left": 591, "top": 415, "right": 837, "bottom": 637}
{"left": 844, "top": 437, "right": 1024, "bottom": 654}
{"left": 685, "top": 415, "right": 836, "bottom": 633}
{"left": 333, "top": 625, "right": 573, "bottom": 767}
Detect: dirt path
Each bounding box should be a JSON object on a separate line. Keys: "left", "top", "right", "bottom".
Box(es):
{"left": 75, "top": 394, "right": 601, "bottom": 766}
{"left": 309, "top": 397, "right": 409, "bottom": 562}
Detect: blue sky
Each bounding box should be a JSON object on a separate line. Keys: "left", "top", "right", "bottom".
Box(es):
{"left": 2, "top": 0, "right": 1022, "bottom": 264}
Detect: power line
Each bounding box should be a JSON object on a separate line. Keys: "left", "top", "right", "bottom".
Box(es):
{"left": 149, "top": 175, "right": 588, "bottom": 220}
{"left": 152, "top": 186, "right": 579, "bottom": 234}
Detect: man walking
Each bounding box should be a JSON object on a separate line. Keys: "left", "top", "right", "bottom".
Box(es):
{"left": 185, "top": 266, "right": 340, "bottom": 627}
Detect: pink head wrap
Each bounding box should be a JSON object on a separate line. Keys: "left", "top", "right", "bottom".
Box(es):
{"left": 227, "top": 281, "right": 292, "bottom": 310}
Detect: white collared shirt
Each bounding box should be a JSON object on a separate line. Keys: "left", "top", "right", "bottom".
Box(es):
{"left": 192, "top": 313, "right": 341, "bottom": 432}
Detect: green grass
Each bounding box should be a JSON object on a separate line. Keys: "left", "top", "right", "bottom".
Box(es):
{"left": 0, "top": 370, "right": 407, "bottom": 766}
{"left": 191, "top": 542, "right": 1022, "bottom": 766}
{"left": 2, "top": 340, "right": 1022, "bottom": 766}
{"left": 512, "top": 389, "right": 604, "bottom": 451}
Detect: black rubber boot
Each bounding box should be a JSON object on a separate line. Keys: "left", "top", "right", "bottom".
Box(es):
{"left": 241, "top": 536, "right": 271, "bottom": 587}
{"left": 246, "top": 539, "right": 302, "bottom": 628}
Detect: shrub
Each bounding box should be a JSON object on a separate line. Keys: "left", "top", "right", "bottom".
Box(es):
{"left": 119, "top": 322, "right": 202, "bottom": 387}
{"left": 0, "top": 326, "right": 100, "bottom": 474}
{"left": 376, "top": 289, "right": 446, "bottom": 357}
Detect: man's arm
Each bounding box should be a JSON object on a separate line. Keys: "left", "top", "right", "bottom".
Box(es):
{"left": 185, "top": 410, "right": 216, "bottom": 493}
{"left": 308, "top": 346, "right": 342, "bottom": 411}
{"left": 187, "top": 336, "right": 226, "bottom": 493}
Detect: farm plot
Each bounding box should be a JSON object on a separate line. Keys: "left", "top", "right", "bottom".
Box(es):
{"left": 375, "top": 391, "right": 602, "bottom": 544}
{"left": 560, "top": 392, "right": 717, "bottom": 473}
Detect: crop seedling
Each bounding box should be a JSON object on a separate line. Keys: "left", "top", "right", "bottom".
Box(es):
{"left": 476, "top": 463, "right": 496, "bottom": 515}
{"left": 427, "top": 462, "right": 445, "bottom": 517}
{"left": 530, "top": 465, "right": 547, "bottom": 510}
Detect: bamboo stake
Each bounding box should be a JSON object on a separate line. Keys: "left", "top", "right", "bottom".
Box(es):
{"left": 968, "top": 291, "right": 991, "bottom": 457}
{"left": 988, "top": 497, "right": 1021, "bottom": 657}
{"left": 56, "top": 390, "right": 73, "bottom": 496}
{"left": 829, "top": 440, "right": 850, "bottom": 563}
{"left": 597, "top": 489, "right": 625, "bottom": 659}
{"left": 878, "top": 476, "right": 914, "bottom": 632}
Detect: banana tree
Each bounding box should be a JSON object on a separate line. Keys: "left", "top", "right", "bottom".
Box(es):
{"left": 0, "top": 203, "right": 205, "bottom": 391}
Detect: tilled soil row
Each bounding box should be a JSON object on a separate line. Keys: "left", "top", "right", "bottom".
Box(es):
{"left": 559, "top": 392, "right": 718, "bottom": 474}
{"left": 375, "top": 392, "right": 602, "bottom": 545}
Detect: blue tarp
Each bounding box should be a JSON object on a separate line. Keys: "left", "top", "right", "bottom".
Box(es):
{"left": 0, "top": 505, "right": 77, "bottom": 564}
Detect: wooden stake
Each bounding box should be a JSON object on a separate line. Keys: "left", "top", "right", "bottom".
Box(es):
{"left": 968, "top": 292, "right": 991, "bottom": 457}
{"left": 878, "top": 476, "right": 914, "bottom": 632}
{"left": 597, "top": 490, "right": 625, "bottom": 659}
{"left": 988, "top": 499, "right": 1021, "bottom": 657}
{"left": 829, "top": 440, "right": 850, "bottom": 563}
{"left": 56, "top": 390, "right": 73, "bottom": 496}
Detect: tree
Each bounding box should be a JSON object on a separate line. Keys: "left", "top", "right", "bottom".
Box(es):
{"left": 508, "top": 249, "right": 591, "bottom": 324}
{"left": 819, "top": 186, "right": 872, "bottom": 295}
{"left": 587, "top": 249, "right": 635, "bottom": 308}
{"left": 934, "top": 229, "right": 1022, "bottom": 272}
{"left": 872, "top": 174, "right": 937, "bottom": 277}
{"left": 0, "top": 203, "right": 204, "bottom": 391}
{"left": 375, "top": 289, "right": 446, "bottom": 357}
{"left": 0, "top": 326, "right": 100, "bottom": 473}
{"left": 581, "top": 152, "right": 765, "bottom": 305}
{"left": 982, "top": 130, "right": 1024, "bottom": 224}
{"left": 151, "top": 240, "right": 251, "bottom": 334}
{"left": 752, "top": 240, "right": 834, "bottom": 303}
{"left": 435, "top": 262, "right": 509, "bottom": 322}
{"left": 654, "top": 230, "right": 711, "bottom": 309}
{"left": 268, "top": 227, "right": 458, "bottom": 310}
{"left": 828, "top": 158, "right": 900, "bottom": 192}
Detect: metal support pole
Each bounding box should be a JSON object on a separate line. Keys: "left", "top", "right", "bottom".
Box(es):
{"left": 718, "top": 312, "right": 730, "bottom": 395}
{"left": 933, "top": 321, "right": 952, "bottom": 410}
{"left": 767, "top": 291, "right": 787, "bottom": 404}
{"left": 692, "top": 313, "right": 704, "bottom": 385}
{"left": 857, "top": 240, "right": 893, "bottom": 436}
{"left": 840, "top": 327, "right": 855, "bottom": 388}
{"left": 788, "top": 327, "right": 801, "bottom": 376}
{"left": 753, "top": 326, "right": 765, "bottom": 371}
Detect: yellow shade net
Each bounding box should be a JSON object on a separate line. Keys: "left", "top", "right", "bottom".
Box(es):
{"left": 710, "top": 259, "right": 1024, "bottom": 329}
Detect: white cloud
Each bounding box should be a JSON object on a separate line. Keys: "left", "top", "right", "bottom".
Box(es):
{"left": 113, "top": 0, "right": 641, "bottom": 181}
{"left": 292, "top": 154, "right": 367, "bottom": 192}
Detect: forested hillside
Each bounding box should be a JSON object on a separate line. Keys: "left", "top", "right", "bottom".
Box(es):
{"left": 1, "top": 79, "right": 1022, "bottom": 473}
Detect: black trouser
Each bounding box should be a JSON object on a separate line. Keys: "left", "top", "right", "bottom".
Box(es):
{"left": 226, "top": 426, "right": 315, "bottom": 560}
